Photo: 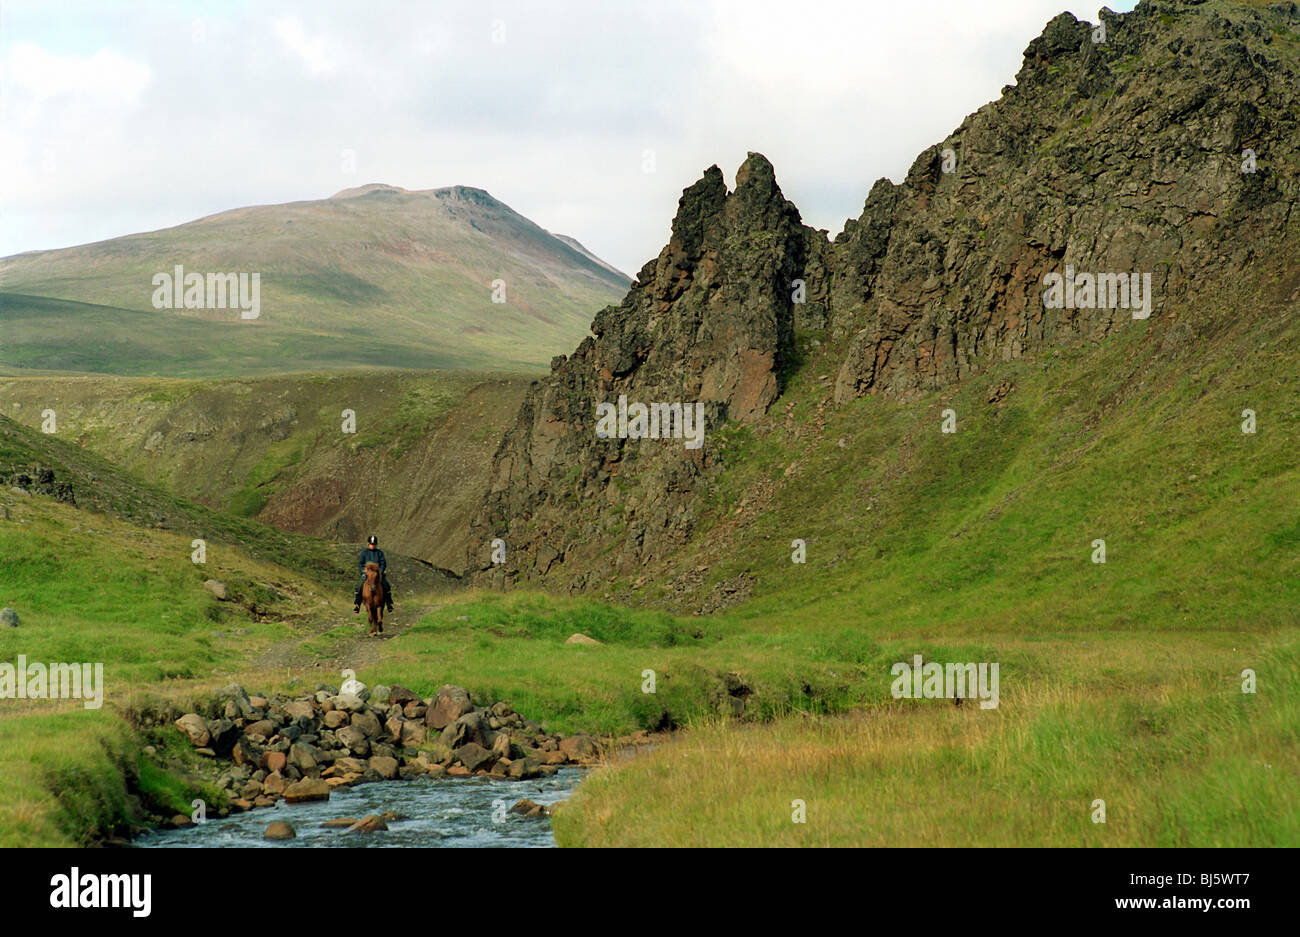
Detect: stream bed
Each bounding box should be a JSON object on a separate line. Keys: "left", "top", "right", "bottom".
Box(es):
{"left": 136, "top": 767, "right": 586, "bottom": 848}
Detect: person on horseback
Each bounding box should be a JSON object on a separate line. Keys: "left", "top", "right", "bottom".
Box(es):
{"left": 354, "top": 534, "right": 394, "bottom": 614}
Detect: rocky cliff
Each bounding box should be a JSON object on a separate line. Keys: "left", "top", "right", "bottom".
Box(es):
{"left": 828, "top": 0, "right": 1297, "bottom": 401}
{"left": 468, "top": 0, "right": 1300, "bottom": 593}
{"left": 469, "top": 155, "right": 818, "bottom": 584}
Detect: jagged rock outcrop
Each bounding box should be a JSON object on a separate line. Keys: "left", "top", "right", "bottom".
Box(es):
{"left": 829, "top": 1, "right": 1298, "bottom": 402}
{"left": 5, "top": 466, "right": 76, "bottom": 504}
{"left": 469, "top": 0, "right": 1300, "bottom": 588}
{"left": 470, "top": 153, "right": 821, "bottom": 585}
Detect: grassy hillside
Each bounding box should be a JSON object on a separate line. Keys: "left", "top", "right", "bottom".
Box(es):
{"left": 0, "top": 490, "right": 325, "bottom": 846}
{"left": 0, "top": 370, "right": 532, "bottom": 568}
{"left": 0, "top": 293, "right": 481, "bottom": 376}
{"left": 1, "top": 410, "right": 346, "bottom": 585}
{"left": 0, "top": 184, "right": 629, "bottom": 376}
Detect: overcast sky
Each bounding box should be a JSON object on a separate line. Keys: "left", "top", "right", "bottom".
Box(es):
{"left": 1, "top": 0, "right": 1136, "bottom": 277}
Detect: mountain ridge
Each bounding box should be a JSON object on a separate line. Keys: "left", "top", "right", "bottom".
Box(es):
{"left": 467, "top": 0, "right": 1300, "bottom": 600}
{"left": 0, "top": 183, "right": 629, "bottom": 375}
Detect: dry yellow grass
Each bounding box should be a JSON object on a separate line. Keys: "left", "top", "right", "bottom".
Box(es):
{"left": 555, "top": 629, "right": 1299, "bottom": 847}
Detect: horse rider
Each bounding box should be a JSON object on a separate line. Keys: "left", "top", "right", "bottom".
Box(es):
{"left": 354, "top": 534, "right": 395, "bottom": 614}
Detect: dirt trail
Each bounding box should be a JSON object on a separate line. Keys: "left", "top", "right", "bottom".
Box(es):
{"left": 251, "top": 596, "right": 444, "bottom": 676}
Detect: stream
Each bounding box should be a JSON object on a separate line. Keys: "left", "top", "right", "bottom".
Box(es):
{"left": 135, "top": 767, "right": 586, "bottom": 848}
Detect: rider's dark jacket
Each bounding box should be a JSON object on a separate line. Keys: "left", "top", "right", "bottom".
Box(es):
{"left": 358, "top": 546, "right": 387, "bottom": 575}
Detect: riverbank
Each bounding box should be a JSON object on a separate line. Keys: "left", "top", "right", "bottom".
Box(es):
{"left": 8, "top": 622, "right": 1297, "bottom": 848}
{"left": 4, "top": 574, "right": 1293, "bottom": 848}
{"left": 0, "top": 568, "right": 891, "bottom": 847}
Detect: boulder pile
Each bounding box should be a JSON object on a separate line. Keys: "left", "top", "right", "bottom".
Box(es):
{"left": 157, "top": 681, "right": 600, "bottom": 815}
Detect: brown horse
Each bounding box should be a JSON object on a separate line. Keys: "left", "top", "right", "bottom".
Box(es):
{"left": 361, "top": 561, "right": 385, "bottom": 636}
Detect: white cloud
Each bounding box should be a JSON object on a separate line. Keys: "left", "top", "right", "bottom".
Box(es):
{"left": 0, "top": 43, "right": 152, "bottom": 237}
{"left": 2, "top": 42, "right": 151, "bottom": 111}
{"left": 272, "top": 16, "right": 337, "bottom": 75}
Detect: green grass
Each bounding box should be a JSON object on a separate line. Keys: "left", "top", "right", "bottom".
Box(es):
{"left": 0, "top": 501, "right": 301, "bottom": 686}
{"left": 0, "top": 487, "right": 341, "bottom": 845}
{"left": 0, "top": 293, "right": 477, "bottom": 377}
{"left": 227, "top": 438, "right": 305, "bottom": 517}
{"left": 350, "top": 592, "right": 924, "bottom": 735}
{"left": 0, "top": 713, "right": 139, "bottom": 847}
{"left": 553, "top": 631, "right": 1299, "bottom": 847}
{"left": 0, "top": 707, "right": 230, "bottom": 847}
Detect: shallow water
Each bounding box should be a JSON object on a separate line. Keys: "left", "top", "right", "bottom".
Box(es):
{"left": 136, "top": 767, "right": 585, "bottom": 848}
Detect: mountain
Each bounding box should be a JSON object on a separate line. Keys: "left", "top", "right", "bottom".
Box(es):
{"left": 551, "top": 233, "right": 631, "bottom": 281}
{"left": 467, "top": 0, "right": 1300, "bottom": 613}
{"left": 0, "top": 184, "right": 630, "bottom": 376}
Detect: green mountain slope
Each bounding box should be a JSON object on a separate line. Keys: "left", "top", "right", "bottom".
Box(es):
{"left": 0, "top": 403, "right": 472, "bottom": 587}
{"left": 0, "top": 184, "right": 630, "bottom": 376}
{"left": 0, "top": 370, "right": 532, "bottom": 569}
{"left": 1, "top": 410, "right": 345, "bottom": 583}
{"left": 0, "top": 293, "right": 480, "bottom": 377}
